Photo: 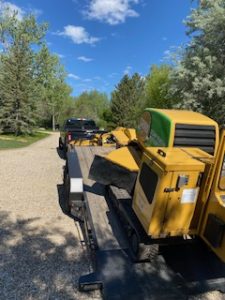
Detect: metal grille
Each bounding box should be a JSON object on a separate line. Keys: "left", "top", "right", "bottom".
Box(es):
{"left": 174, "top": 124, "right": 216, "bottom": 155}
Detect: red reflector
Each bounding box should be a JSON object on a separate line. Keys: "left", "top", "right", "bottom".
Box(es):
{"left": 67, "top": 132, "right": 72, "bottom": 141}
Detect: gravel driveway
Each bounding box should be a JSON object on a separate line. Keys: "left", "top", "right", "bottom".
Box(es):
{"left": 0, "top": 133, "right": 100, "bottom": 300}
{"left": 0, "top": 133, "right": 224, "bottom": 300}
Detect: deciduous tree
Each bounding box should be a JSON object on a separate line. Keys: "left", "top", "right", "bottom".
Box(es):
{"left": 170, "top": 0, "right": 225, "bottom": 125}
{"left": 145, "top": 64, "right": 176, "bottom": 109}
{"left": 35, "top": 45, "right": 72, "bottom": 130}
{"left": 73, "top": 90, "right": 109, "bottom": 128}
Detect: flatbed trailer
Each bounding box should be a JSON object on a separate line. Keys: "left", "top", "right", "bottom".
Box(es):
{"left": 65, "top": 145, "right": 225, "bottom": 300}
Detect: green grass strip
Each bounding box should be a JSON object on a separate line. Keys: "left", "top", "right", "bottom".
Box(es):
{"left": 0, "top": 132, "right": 49, "bottom": 149}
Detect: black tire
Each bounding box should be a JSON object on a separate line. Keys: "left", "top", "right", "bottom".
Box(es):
{"left": 63, "top": 143, "right": 67, "bottom": 158}
{"left": 59, "top": 137, "right": 63, "bottom": 150}
{"left": 130, "top": 231, "right": 158, "bottom": 262}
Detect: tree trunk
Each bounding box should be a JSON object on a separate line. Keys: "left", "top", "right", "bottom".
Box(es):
{"left": 52, "top": 105, "right": 55, "bottom": 131}
{"left": 52, "top": 114, "right": 55, "bottom": 131}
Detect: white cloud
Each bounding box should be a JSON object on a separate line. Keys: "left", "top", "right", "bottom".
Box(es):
{"left": 68, "top": 73, "right": 80, "bottom": 80}
{"left": 85, "top": 0, "right": 139, "bottom": 25}
{"left": 162, "top": 37, "right": 168, "bottom": 41}
{"left": 58, "top": 25, "right": 100, "bottom": 45}
{"left": 83, "top": 78, "right": 92, "bottom": 82}
{"left": 0, "top": 2, "right": 42, "bottom": 20}
{"left": 77, "top": 56, "right": 93, "bottom": 62}
{"left": 0, "top": 2, "right": 25, "bottom": 20}
{"left": 123, "top": 65, "right": 132, "bottom": 75}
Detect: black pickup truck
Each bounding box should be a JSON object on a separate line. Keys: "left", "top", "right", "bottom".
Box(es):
{"left": 59, "top": 118, "right": 105, "bottom": 151}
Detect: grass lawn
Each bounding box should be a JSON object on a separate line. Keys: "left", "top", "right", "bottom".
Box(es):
{"left": 0, "top": 132, "right": 49, "bottom": 149}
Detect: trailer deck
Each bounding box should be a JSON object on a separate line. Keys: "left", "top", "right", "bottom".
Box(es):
{"left": 66, "top": 146, "right": 225, "bottom": 300}
{"left": 74, "top": 146, "right": 128, "bottom": 251}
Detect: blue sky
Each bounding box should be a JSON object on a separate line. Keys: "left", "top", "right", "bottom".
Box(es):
{"left": 2, "top": 0, "right": 196, "bottom": 96}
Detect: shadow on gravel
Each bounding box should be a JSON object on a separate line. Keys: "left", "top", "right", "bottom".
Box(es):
{"left": 56, "top": 147, "right": 66, "bottom": 160}
{"left": 0, "top": 211, "right": 94, "bottom": 300}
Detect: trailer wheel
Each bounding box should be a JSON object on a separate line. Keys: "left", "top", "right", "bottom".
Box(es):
{"left": 59, "top": 138, "right": 63, "bottom": 150}
{"left": 63, "top": 144, "right": 67, "bottom": 158}
{"left": 130, "top": 231, "right": 158, "bottom": 262}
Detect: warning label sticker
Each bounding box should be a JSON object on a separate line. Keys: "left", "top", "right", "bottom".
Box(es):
{"left": 181, "top": 188, "right": 199, "bottom": 204}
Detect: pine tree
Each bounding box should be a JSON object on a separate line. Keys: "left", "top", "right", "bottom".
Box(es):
{"left": 0, "top": 13, "right": 47, "bottom": 134}
{"left": 0, "top": 46, "right": 37, "bottom": 134}
{"left": 111, "top": 73, "right": 145, "bottom": 128}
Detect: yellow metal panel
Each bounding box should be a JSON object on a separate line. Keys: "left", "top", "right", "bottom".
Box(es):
{"left": 106, "top": 146, "right": 140, "bottom": 172}
{"left": 110, "top": 130, "right": 129, "bottom": 146}
{"left": 124, "top": 128, "right": 137, "bottom": 141}
{"left": 133, "top": 149, "right": 205, "bottom": 238}
{"left": 180, "top": 148, "right": 213, "bottom": 159}
{"left": 110, "top": 127, "right": 137, "bottom": 146}
{"left": 161, "top": 171, "right": 200, "bottom": 236}
{"left": 144, "top": 147, "right": 206, "bottom": 172}
{"left": 133, "top": 155, "right": 170, "bottom": 235}
{"left": 147, "top": 172, "right": 172, "bottom": 236}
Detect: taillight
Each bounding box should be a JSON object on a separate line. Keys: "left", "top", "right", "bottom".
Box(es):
{"left": 67, "top": 132, "right": 72, "bottom": 141}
